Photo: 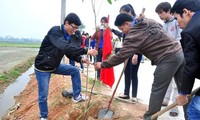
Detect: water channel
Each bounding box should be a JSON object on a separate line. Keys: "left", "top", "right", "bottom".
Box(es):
{"left": 0, "top": 65, "right": 34, "bottom": 118}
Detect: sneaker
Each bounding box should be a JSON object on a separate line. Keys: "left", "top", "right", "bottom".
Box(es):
{"left": 118, "top": 93, "right": 130, "bottom": 99}
{"left": 131, "top": 97, "right": 138, "bottom": 103}
{"left": 162, "top": 102, "right": 168, "bottom": 106}
{"left": 41, "top": 118, "right": 47, "bottom": 120}
{"left": 169, "top": 107, "right": 179, "bottom": 117}
{"left": 62, "top": 90, "right": 73, "bottom": 98}
{"left": 72, "top": 94, "right": 88, "bottom": 103}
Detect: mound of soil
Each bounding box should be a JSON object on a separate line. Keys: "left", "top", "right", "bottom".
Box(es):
{"left": 3, "top": 65, "right": 147, "bottom": 120}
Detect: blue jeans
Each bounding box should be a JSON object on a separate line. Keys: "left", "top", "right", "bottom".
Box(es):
{"left": 35, "top": 64, "right": 81, "bottom": 118}
{"left": 69, "top": 59, "right": 75, "bottom": 66}
{"left": 187, "top": 95, "right": 200, "bottom": 120}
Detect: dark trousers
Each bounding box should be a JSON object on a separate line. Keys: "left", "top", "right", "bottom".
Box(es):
{"left": 69, "top": 59, "right": 84, "bottom": 70}
{"left": 124, "top": 53, "right": 142, "bottom": 97}
{"left": 90, "top": 55, "right": 96, "bottom": 64}
{"left": 96, "top": 48, "right": 103, "bottom": 79}
{"left": 144, "top": 52, "right": 185, "bottom": 120}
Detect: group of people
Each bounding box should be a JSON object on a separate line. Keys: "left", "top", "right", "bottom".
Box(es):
{"left": 94, "top": 0, "right": 200, "bottom": 120}
{"left": 34, "top": 0, "right": 200, "bottom": 120}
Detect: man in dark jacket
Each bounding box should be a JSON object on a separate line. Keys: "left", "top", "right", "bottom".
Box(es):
{"left": 34, "top": 13, "right": 97, "bottom": 120}
{"left": 171, "top": 0, "right": 200, "bottom": 119}
{"left": 95, "top": 13, "right": 185, "bottom": 120}
{"left": 68, "top": 30, "right": 82, "bottom": 66}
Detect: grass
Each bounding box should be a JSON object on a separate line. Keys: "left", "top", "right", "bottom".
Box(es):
{"left": 0, "top": 56, "right": 34, "bottom": 82}
{"left": 0, "top": 41, "right": 41, "bottom": 48}
{"left": 88, "top": 77, "right": 101, "bottom": 87}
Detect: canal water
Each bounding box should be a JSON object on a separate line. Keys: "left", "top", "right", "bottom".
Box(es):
{"left": 0, "top": 65, "right": 34, "bottom": 118}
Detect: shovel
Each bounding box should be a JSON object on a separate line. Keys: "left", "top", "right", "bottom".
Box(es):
{"left": 151, "top": 87, "right": 200, "bottom": 120}
{"left": 98, "top": 59, "right": 128, "bottom": 119}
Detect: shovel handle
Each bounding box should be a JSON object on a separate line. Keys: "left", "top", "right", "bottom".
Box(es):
{"left": 151, "top": 87, "right": 200, "bottom": 120}
{"left": 107, "top": 59, "right": 129, "bottom": 109}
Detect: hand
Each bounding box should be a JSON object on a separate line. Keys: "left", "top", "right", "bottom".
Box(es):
{"left": 88, "top": 49, "right": 98, "bottom": 56}
{"left": 139, "top": 13, "right": 145, "bottom": 19}
{"left": 96, "top": 26, "right": 100, "bottom": 31}
{"left": 81, "top": 57, "right": 90, "bottom": 64}
{"left": 132, "top": 54, "right": 138, "bottom": 65}
{"left": 177, "top": 94, "right": 188, "bottom": 106}
{"left": 94, "top": 62, "right": 102, "bottom": 70}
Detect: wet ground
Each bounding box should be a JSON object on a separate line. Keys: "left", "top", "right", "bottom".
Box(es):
{"left": 0, "top": 65, "right": 34, "bottom": 118}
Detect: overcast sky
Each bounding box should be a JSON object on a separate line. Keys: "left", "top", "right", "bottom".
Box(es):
{"left": 0, "top": 0, "right": 175, "bottom": 39}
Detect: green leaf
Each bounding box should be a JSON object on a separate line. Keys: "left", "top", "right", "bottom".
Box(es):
{"left": 107, "top": 0, "right": 112, "bottom": 4}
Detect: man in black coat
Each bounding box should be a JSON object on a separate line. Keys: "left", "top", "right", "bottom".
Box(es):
{"left": 171, "top": 0, "right": 200, "bottom": 119}
{"left": 34, "top": 13, "right": 97, "bottom": 120}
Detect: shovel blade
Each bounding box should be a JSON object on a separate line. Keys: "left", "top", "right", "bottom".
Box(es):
{"left": 98, "top": 108, "right": 114, "bottom": 119}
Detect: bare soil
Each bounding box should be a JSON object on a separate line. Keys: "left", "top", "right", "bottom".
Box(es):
{"left": 2, "top": 62, "right": 148, "bottom": 120}
{"left": 0, "top": 47, "right": 148, "bottom": 120}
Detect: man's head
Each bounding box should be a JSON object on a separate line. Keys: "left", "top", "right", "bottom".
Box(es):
{"left": 171, "top": 0, "right": 200, "bottom": 29}
{"left": 114, "top": 13, "right": 133, "bottom": 34}
{"left": 64, "top": 13, "right": 81, "bottom": 35}
{"left": 155, "top": 2, "right": 172, "bottom": 21}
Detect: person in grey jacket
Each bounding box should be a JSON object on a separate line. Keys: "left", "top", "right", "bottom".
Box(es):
{"left": 34, "top": 13, "right": 97, "bottom": 120}
{"left": 94, "top": 13, "right": 185, "bottom": 120}
{"left": 155, "top": 1, "right": 182, "bottom": 117}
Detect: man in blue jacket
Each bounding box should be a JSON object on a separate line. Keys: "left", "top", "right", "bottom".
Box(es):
{"left": 171, "top": 0, "right": 200, "bottom": 119}
{"left": 34, "top": 13, "right": 97, "bottom": 120}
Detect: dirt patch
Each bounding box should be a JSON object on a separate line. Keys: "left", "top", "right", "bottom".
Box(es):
{"left": 2, "top": 64, "right": 148, "bottom": 120}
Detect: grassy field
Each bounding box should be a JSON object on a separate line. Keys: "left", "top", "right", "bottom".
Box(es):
{"left": 0, "top": 42, "right": 40, "bottom": 93}
{"left": 0, "top": 41, "right": 41, "bottom": 48}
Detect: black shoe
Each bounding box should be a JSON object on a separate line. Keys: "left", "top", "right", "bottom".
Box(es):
{"left": 62, "top": 90, "right": 73, "bottom": 98}
{"left": 118, "top": 94, "right": 130, "bottom": 99}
